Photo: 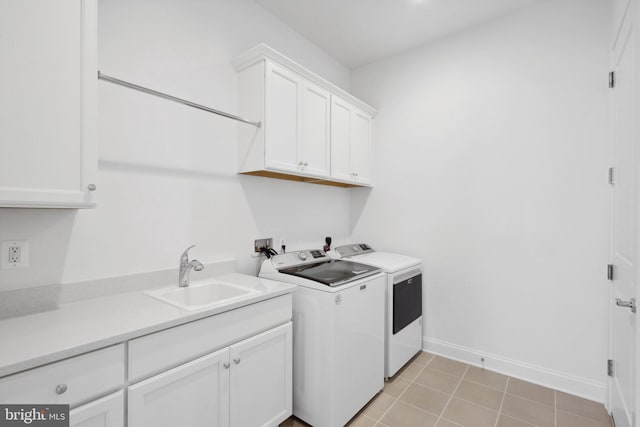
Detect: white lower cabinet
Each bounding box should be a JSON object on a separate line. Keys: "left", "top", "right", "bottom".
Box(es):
{"left": 128, "top": 348, "right": 230, "bottom": 427}
{"left": 229, "top": 323, "right": 292, "bottom": 427}
{"left": 128, "top": 322, "right": 292, "bottom": 427}
{"left": 70, "top": 391, "right": 124, "bottom": 427}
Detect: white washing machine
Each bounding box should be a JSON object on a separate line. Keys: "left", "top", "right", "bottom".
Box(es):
{"left": 259, "top": 249, "right": 386, "bottom": 427}
{"left": 330, "top": 243, "right": 423, "bottom": 378}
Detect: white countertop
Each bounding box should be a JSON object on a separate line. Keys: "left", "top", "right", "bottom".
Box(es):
{"left": 0, "top": 273, "right": 296, "bottom": 377}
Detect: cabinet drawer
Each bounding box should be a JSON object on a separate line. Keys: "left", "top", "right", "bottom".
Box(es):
{"left": 0, "top": 344, "right": 125, "bottom": 407}
{"left": 128, "top": 294, "right": 292, "bottom": 382}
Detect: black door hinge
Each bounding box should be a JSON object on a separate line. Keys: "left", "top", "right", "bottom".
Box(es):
{"left": 608, "top": 359, "right": 614, "bottom": 377}
{"left": 609, "top": 71, "right": 615, "bottom": 88}
{"left": 608, "top": 167, "right": 615, "bottom": 185}
{"left": 607, "top": 264, "right": 614, "bottom": 281}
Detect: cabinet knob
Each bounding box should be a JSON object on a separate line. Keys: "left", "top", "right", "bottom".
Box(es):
{"left": 87, "top": 184, "right": 97, "bottom": 191}
{"left": 233, "top": 358, "right": 241, "bottom": 365}
{"left": 55, "top": 384, "right": 68, "bottom": 395}
{"left": 303, "top": 162, "right": 309, "bottom": 166}
{"left": 223, "top": 362, "right": 230, "bottom": 369}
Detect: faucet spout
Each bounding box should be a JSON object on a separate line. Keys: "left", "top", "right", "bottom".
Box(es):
{"left": 178, "top": 245, "right": 204, "bottom": 287}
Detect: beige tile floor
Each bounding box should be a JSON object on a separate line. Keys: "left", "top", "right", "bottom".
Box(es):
{"left": 280, "top": 352, "right": 613, "bottom": 427}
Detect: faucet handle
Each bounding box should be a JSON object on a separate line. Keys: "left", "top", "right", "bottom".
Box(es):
{"left": 181, "top": 244, "right": 196, "bottom": 260}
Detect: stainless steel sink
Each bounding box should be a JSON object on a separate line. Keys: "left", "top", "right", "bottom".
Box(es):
{"left": 145, "top": 280, "right": 260, "bottom": 311}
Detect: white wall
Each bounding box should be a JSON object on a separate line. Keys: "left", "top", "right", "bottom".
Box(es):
{"left": 350, "top": 0, "right": 611, "bottom": 400}
{"left": 0, "top": 0, "right": 352, "bottom": 291}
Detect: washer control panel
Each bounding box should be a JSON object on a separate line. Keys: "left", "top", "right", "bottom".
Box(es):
{"left": 272, "top": 249, "right": 326, "bottom": 268}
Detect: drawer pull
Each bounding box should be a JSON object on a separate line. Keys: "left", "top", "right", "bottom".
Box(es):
{"left": 233, "top": 358, "right": 241, "bottom": 365}
{"left": 55, "top": 384, "right": 68, "bottom": 395}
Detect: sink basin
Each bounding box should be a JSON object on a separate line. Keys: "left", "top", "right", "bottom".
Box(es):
{"left": 146, "top": 280, "right": 260, "bottom": 311}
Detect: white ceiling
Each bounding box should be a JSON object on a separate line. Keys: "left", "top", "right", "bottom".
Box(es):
{"left": 255, "top": 0, "right": 542, "bottom": 68}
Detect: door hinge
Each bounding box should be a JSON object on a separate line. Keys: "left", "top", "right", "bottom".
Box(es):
{"left": 608, "top": 359, "right": 614, "bottom": 377}
{"left": 607, "top": 264, "right": 615, "bottom": 281}
{"left": 609, "top": 71, "right": 615, "bottom": 88}
{"left": 608, "top": 167, "right": 615, "bottom": 185}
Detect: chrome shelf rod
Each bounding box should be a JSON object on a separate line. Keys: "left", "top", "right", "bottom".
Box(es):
{"left": 97, "top": 71, "right": 261, "bottom": 128}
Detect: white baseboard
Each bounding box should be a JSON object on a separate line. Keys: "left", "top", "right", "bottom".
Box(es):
{"left": 423, "top": 336, "right": 606, "bottom": 403}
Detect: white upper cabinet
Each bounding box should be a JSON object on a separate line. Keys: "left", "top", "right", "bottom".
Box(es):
{"left": 350, "top": 109, "right": 373, "bottom": 185}
{"left": 0, "top": 0, "right": 98, "bottom": 208}
{"left": 330, "top": 95, "right": 373, "bottom": 186}
{"left": 300, "top": 81, "right": 331, "bottom": 177}
{"left": 234, "top": 44, "right": 376, "bottom": 187}
{"left": 265, "top": 62, "right": 302, "bottom": 174}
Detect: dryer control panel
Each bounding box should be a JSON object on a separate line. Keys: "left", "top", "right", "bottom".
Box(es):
{"left": 334, "top": 243, "right": 374, "bottom": 258}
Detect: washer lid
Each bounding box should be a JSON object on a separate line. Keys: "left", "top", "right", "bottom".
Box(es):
{"left": 350, "top": 251, "right": 421, "bottom": 273}
{"left": 278, "top": 259, "right": 380, "bottom": 287}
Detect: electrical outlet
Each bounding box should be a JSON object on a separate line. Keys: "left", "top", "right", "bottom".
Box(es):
{"left": 1, "top": 240, "right": 29, "bottom": 269}
{"left": 254, "top": 238, "right": 273, "bottom": 253}
{"left": 9, "top": 246, "right": 20, "bottom": 263}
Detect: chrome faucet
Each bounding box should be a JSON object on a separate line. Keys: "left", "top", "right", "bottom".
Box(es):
{"left": 179, "top": 245, "right": 204, "bottom": 287}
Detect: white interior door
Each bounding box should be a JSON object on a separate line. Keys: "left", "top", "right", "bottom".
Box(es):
{"left": 610, "top": 7, "right": 637, "bottom": 427}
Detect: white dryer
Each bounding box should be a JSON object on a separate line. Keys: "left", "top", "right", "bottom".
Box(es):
{"left": 330, "top": 243, "right": 423, "bottom": 378}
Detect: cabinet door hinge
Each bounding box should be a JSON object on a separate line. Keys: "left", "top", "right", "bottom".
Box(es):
{"left": 608, "top": 359, "right": 614, "bottom": 377}
{"left": 608, "top": 167, "right": 615, "bottom": 185}
{"left": 609, "top": 71, "right": 615, "bottom": 88}
{"left": 607, "top": 264, "right": 615, "bottom": 281}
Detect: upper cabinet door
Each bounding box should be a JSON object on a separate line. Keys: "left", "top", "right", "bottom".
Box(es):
{"left": 300, "top": 82, "right": 331, "bottom": 178}
{"left": 264, "top": 61, "right": 302, "bottom": 173}
{"left": 330, "top": 96, "right": 353, "bottom": 182}
{"left": 350, "top": 110, "right": 373, "bottom": 185}
{"left": 0, "top": 0, "right": 97, "bottom": 208}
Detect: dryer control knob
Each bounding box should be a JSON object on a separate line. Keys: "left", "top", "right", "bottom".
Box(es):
{"left": 298, "top": 252, "right": 308, "bottom": 261}
{"left": 352, "top": 245, "right": 360, "bottom": 251}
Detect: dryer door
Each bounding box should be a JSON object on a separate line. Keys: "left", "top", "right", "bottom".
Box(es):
{"left": 393, "top": 273, "right": 422, "bottom": 334}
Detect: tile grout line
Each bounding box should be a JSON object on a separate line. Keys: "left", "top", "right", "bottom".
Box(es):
{"left": 493, "top": 376, "right": 509, "bottom": 427}
{"left": 374, "top": 354, "right": 435, "bottom": 425}
{"left": 503, "top": 390, "right": 556, "bottom": 408}
{"left": 435, "top": 364, "right": 470, "bottom": 425}
{"left": 554, "top": 390, "right": 557, "bottom": 427}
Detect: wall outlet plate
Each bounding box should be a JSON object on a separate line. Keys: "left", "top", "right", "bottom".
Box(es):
{"left": 254, "top": 238, "right": 273, "bottom": 253}
{"left": 1, "top": 240, "right": 29, "bottom": 269}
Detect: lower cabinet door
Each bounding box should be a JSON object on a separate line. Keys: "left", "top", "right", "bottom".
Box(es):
{"left": 70, "top": 390, "right": 124, "bottom": 427}
{"left": 128, "top": 348, "right": 230, "bottom": 427}
{"left": 229, "top": 322, "right": 292, "bottom": 427}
